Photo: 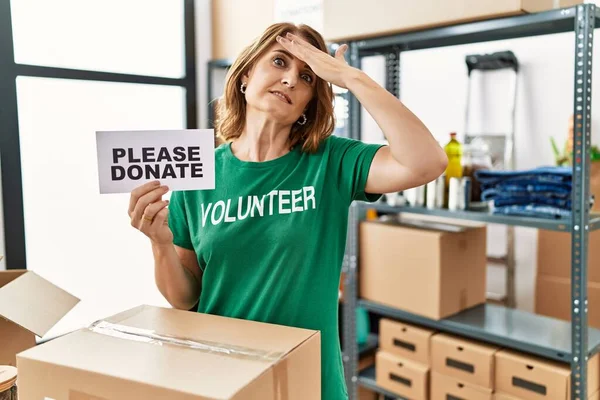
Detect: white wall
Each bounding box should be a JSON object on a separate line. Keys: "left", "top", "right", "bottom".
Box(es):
{"left": 361, "top": 30, "right": 600, "bottom": 311}
{"left": 0, "top": 0, "right": 204, "bottom": 341}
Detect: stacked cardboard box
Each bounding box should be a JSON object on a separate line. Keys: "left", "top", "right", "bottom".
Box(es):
{"left": 373, "top": 316, "right": 600, "bottom": 399}
{"left": 535, "top": 230, "right": 600, "bottom": 328}
{"left": 494, "top": 349, "right": 599, "bottom": 399}
{"left": 376, "top": 319, "right": 436, "bottom": 399}
{"left": 360, "top": 218, "right": 487, "bottom": 320}
{"left": 430, "top": 333, "right": 499, "bottom": 399}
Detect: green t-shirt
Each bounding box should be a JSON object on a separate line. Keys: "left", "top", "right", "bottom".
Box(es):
{"left": 168, "top": 135, "right": 383, "bottom": 400}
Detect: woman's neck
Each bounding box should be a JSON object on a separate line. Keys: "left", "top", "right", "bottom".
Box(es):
{"left": 231, "top": 110, "right": 292, "bottom": 162}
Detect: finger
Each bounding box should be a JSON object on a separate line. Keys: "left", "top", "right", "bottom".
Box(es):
{"left": 131, "top": 185, "right": 169, "bottom": 226}
{"left": 152, "top": 208, "right": 169, "bottom": 228}
{"left": 143, "top": 200, "right": 169, "bottom": 222}
{"left": 276, "top": 35, "right": 307, "bottom": 61}
{"left": 335, "top": 44, "right": 348, "bottom": 61}
{"left": 285, "top": 32, "right": 315, "bottom": 51}
{"left": 129, "top": 180, "right": 161, "bottom": 216}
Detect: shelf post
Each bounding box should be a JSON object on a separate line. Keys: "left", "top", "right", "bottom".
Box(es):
{"left": 343, "top": 202, "right": 360, "bottom": 400}
{"left": 571, "top": 4, "right": 595, "bottom": 400}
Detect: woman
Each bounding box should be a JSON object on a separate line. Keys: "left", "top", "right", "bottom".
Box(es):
{"left": 129, "top": 22, "right": 447, "bottom": 400}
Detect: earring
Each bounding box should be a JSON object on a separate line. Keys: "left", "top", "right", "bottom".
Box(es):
{"left": 297, "top": 113, "right": 307, "bottom": 126}
{"left": 240, "top": 83, "right": 247, "bottom": 94}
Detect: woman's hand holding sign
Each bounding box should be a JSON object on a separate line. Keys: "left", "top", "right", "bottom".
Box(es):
{"left": 128, "top": 181, "right": 172, "bottom": 245}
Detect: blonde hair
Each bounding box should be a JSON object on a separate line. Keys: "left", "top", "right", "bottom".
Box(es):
{"left": 214, "top": 23, "right": 336, "bottom": 153}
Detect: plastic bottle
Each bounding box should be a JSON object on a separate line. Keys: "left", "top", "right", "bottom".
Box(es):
{"left": 444, "top": 132, "right": 463, "bottom": 207}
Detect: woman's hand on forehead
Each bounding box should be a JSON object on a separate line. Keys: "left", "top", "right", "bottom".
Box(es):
{"left": 275, "top": 32, "right": 357, "bottom": 89}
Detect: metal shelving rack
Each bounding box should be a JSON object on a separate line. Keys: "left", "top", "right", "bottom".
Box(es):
{"left": 342, "top": 4, "right": 599, "bottom": 400}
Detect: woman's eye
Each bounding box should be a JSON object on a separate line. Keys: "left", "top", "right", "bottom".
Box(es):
{"left": 273, "top": 57, "right": 285, "bottom": 67}
{"left": 302, "top": 74, "right": 313, "bottom": 83}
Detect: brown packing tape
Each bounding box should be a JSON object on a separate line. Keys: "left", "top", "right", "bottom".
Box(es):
{"left": 88, "top": 320, "right": 286, "bottom": 363}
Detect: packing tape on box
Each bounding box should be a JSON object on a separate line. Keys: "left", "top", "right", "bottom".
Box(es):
{"left": 88, "top": 320, "right": 285, "bottom": 362}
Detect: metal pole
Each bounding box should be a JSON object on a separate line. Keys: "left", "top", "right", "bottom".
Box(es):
{"left": 342, "top": 41, "right": 363, "bottom": 400}
{"left": 184, "top": 0, "right": 197, "bottom": 129}
{"left": 0, "top": 0, "right": 26, "bottom": 270}
{"left": 571, "top": 4, "right": 594, "bottom": 399}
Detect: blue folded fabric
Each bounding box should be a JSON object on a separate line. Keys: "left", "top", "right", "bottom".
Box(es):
{"left": 481, "top": 182, "right": 572, "bottom": 195}
{"left": 475, "top": 166, "right": 572, "bottom": 185}
{"left": 492, "top": 196, "right": 571, "bottom": 209}
{"left": 493, "top": 204, "right": 571, "bottom": 219}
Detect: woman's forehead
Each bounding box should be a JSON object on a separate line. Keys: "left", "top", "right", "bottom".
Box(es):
{"left": 263, "top": 42, "right": 311, "bottom": 70}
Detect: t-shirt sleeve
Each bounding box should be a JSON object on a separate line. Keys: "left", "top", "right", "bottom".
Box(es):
{"left": 328, "top": 135, "right": 385, "bottom": 203}
{"left": 168, "top": 190, "right": 194, "bottom": 250}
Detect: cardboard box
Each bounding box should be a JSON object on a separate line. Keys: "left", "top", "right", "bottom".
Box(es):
{"left": 537, "top": 230, "right": 600, "bottom": 282}
{"left": 360, "top": 220, "right": 487, "bottom": 320}
{"left": 376, "top": 350, "right": 429, "bottom": 400}
{"left": 431, "top": 372, "right": 493, "bottom": 400}
{"left": 17, "top": 305, "right": 321, "bottom": 400}
{"left": 323, "top": 0, "right": 582, "bottom": 41}
{"left": 211, "top": 0, "right": 274, "bottom": 60}
{"left": 379, "top": 318, "right": 435, "bottom": 365}
{"left": 0, "top": 270, "right": 79, "bottom": 367}
{"left": 431, "top": 333, "right": 500, "bottom": 388}
{"left": 494, "top": 393, "right": 522, "bottom": 400}
{"left": 535, "top": 274, "right": 600, "bottom": 329}
{"left": 495, "top": 349, "right": 599, "bottom": 400}
{"left": 494, "top": 388, "right": 600, "bottom": 400}
{"left": 359, "top": 386, "right": 379, "bottom": 400}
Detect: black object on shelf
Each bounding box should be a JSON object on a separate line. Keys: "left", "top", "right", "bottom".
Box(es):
{"left": 360, "top": 202, "right": 600, "bottom": 232}
{"left": 360, "top": 300, "right": 600, "bottom": 362}
{"left": 358, "top": 365, "right": 407, "bottom": 400}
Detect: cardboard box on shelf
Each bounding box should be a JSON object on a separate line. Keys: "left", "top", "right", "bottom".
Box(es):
{"left": 379, "top": 319, "right": 435, "bottom": 365}
{"left": 16, "top": 305, "right": 321, "bottom": 400}
{"left": 0, "top": 270, "right": 79, "bottom": 367}
{"left": 358, "top": 386, "right": 379, "bottom": 400}
{"left": 494, "top": 388, "right": 600, "bottom": 399}
{"left": 494, "top": 393, "right": 522, "bottom": 400}
{"left": 323, "top": 0, "right": 582, "bottom": 41}
{"left": 430, "top": 372, "right": 493, "bottom": 400}
{"left": 431, "top": 333, "right": 500, "bottom": 389}
{"left": 537, "top": 229, "right": 600, "bottom": 282}
{"left": 535, "top": 274, "right": 600, "bottom": 328}
{"left": 376, "top": 350, "right": 429, "bottom": 400}
{"left": 360, "top": 219, "right": 487, "bottom": 320}
{"left": 495, "top": 349, "right": 599, "bottom": 400}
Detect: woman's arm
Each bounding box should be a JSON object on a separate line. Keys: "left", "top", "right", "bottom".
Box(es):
{"left": 344, "top": 70, "right": 448, "bottom": 194}
{"left": 277, "top": 33, "right": 448, "bottom": 194}
{"left": 153, "top": 243, "right": 202, "bottom": 311}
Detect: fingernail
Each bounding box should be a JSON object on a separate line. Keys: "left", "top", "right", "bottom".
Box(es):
{"left": 165, "top": 200, "right": 170, "bottom": 204}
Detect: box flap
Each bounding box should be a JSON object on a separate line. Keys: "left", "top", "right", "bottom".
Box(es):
{"left": 0, "top": 270, "right": 27, "bottom": 288}
{"left": 18, "top": 305, "right": 318, "bottom": 399}
{"left": 0, "top": 271, "right": 79, "bottom": 337}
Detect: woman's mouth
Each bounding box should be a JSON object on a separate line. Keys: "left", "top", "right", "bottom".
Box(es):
{"left": 270, "top": 91, "right": 292, "bottom": 104}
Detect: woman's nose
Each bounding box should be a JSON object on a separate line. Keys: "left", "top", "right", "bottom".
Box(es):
{"left": 282, "top": 75, "right": 297, "bottom": 88}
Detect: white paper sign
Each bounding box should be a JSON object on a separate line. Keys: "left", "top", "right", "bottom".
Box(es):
{"left": 274, "top": 0, "right": 323, "bottom": 32}
{"left": 96, "top": 129, "right": 215, "bottom": 194}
